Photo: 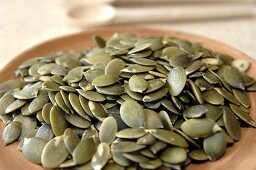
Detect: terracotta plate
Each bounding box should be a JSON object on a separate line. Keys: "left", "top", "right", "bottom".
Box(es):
{"left": 1, "top": 27, "right": 256, "bottom": 170}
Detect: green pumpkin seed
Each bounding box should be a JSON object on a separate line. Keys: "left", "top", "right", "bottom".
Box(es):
{"left": 3, "top": 121, "right": 22, "bottom": 145}
{"left": 36, "top": 124, "right": 54, "bottom": 141}
{"left": 85, "top": 48, "right": 111, "bottom": 65}
{"left": 159, "top": 111, "right": 174, "bottom": 131}
{"left": 103, "top": 162, "right": 125, "bottom": 170}
{"left": 96, "top": 83, "right": 125, "bottom": 95}
{"left": 188, "top": 79, "right": 204, "bottom": 104}
{"left": 41, "top": 136, "right": 69, "bottom": 168}
{"left": 5, "top": 99, "right": 26, "bottom": 114}
{"left": 13, "top": 114, "right": 37, "bottom": 140}
{"left": 229, "top": 104, "right": 256, "bottom": 127}
{"left": 143, "top": 87, "right": 168, "bottom": 102}
{"left": 29, "top": 92, "right": 49, "bottom": 113}
{"left": 169, "top": 54, "right": 192, "bottom": 68}
{"left": 111, "top": 141, "right": 146, "bottom": 153}
{"left": 42, "top": 103, "right": 52, "bottom": 124}
{"left": 105, "top": 59, "right": 125, "bottom": 76}
{"left": 0, "top": 79, "right": 25, "bottom": 92}
{"left": 63, "top": 128, "right": 80, "bottom": 154}
{"left": 205, "top": 104, "right": 223, "bottom": 121}
{"left": 189, "top": 149, "right": 208, "bottom": 161}
{"left": 63, "top": 67, "right": 83, "bottom": 83}
{"left": 99, "top": 117, "right": 117, "bottom": 144}
{"left": 232, "top": 89, "right": 250, "bottom": 108}
{"left": 203, "top": 89, "right": 224, "bottom": 105}
{"left": 222, "top": 66, "right": 244, "bottom": 89}
{"left": 69, "top": 93, "right": 90, "bottom": 120}
{"left": 112, "top": 150, "right": 130, "bottom": 167}
{"left": 50, "top": 105, "right": 68, "bottom": 136}
{"left": 129, "top": 50, "right": 152, "bottom": 58}
{"left": 215, "top": 88, "right": 240, "bottom": 105}
{"left": 149, "top": 140, "right": 167, "bottom": 154}
{"left": 223, "top": 106, "right": 241, "bottom": 141}
{"left": 148, "top": 129, "right": 188, "bottom": 148}
{"left": 91, "top": 143, "right": 111, "bottom": 170}
{"left": 123, "top": 83, "right": 143, "bottom": 101}
{"left": 77, "top": 89, "right": 106, "bottom": 102}
{"left": 203, "top": 132, "right": 226, "bottom": 161}
{"left": 161, "top": 99, "right": 179, "bottom": 115}
{"left": 22, "top": 137, "right": 48, "bottom": 164}
{"left": 131, "top": 57, "right": 157, "bottom": 66}
{"left": 185, "top": 60, "right": 202, "bottom": 75}
{"left": 202, "top": 71, "right": 219, "bottom": 84}
{"left": 55, "top": 92, "right": 70, "bottom": 113}
{"left": 183, "top": 105, "right": 207, "bottom": 118}
{"left": 181, "top": 118, "right": 221, "bottom": 139}
{"left": 137, "top": 133, "right": 156, "bottom": 145}
{"left": 59, "top": 159, "right": 77, "bottom": 168}
{"left": 38, "top": 63, "right": 58, "bottom": 75}
{"left": 93, "top": 35, "right": 106, "bottom": 48}
{"left": 89, "top": 101, "right": 108, "bottom": 121}
{"left": 122, "top": 153, "right": 149, "bottom": 163}
{"left": 116, "top": 128, "right": 146, "bottom": 139}
{"left": 195, "top": 78, "right": 213, "bottom": 91}
{"left": 79, "top": 95, "right": 94, "bottom": 118}
{"left": 84, "top": 68, "right": 104, "bottom": 83}
{"left": 167, "top": 66, "right": 187, "bottom": 96}
{"left": 129, "top": 75, "right": 149, "bottom": 93}
{"left": 161, "top": 46, "right": 187, "bottom": 60}
{"left": 120, "top": 100, "right": 144, "bottom": 128}
{"left": 92, "top": 75, "right": 119, "bottom": 87}
{"left": 174, "top": 128, "right": 200, "bottom": 148}
{"left": 42, "top": 80, "right": 60, "bottom": 91}
{"left": 160, "top": 147, "right": 187, "bottom": 164}
{"left": 144, "top": 109, "right": 163, "bottom": 129}
{"left": 73, "top": 137, "right": 96, "bottom": 165}
{"left": 64, "top": 114, "right": 91, "bottom": 128}
{"left": 121, "top": 64, "right": 154, "bottom": 73}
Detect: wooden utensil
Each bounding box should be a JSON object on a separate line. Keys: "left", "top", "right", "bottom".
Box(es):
{"left": 67, "top": 3, "right": 255, "bottom": 27}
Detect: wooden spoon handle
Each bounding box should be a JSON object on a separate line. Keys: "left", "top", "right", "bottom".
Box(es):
{"left": 112, "top": 4, "right": 254, "bottom": 24}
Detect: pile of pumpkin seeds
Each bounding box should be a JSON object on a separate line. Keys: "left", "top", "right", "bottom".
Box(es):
{"left": 1, "top": 33, "right": 256, "bottom": 170}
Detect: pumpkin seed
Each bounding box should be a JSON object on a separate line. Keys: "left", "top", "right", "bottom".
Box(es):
{"left": 203, "top": 89, "right": 224, "bottom": 105}
{"left": 144, "top": 109, "right": 163, "bottom": 129}
{"left": 42, "top": 103, "right": 52, "bottom": 124}
{"left": 41, "top": 136, "right": 69, "bottom": 168}
{"left": 229, "top": 104, "right": 256, "bottom": 127}
{"left": 159, "top": 110, "right": 174, "bottom": 131}
{"left": 99, "top": 117, "right": 117, "bottom": 144}
{"left": 29, "top": 92, "right": 49, "bottom": 113}
{"left": 36, "top": 124, "right": 54, "bottom": 141}
{"left": 50, "top": 105, "right": 68, "bottom": 136}
{"left": 161, "top": 46, "right": 187, "bottom": 60}
{"left": 69, "top": 93, "right": 90, "bottom": 120}
{"left": 121, "top": 64, "right": 154, "bottom": 73}
{"left": 143, "top": 87, "right": 168, "bottom": 102}
{"left": 203, "top": 132, "right": 226, "bottom": 161}
{"left": 64, "top": 114, "right": 91, "bottom": 128}
{"left": 189, "top": 149, "right": 208, "bottom": 161}
{"left": 92, "top": 75, "right": 119, "bottom": 87}
{"left": 232, "top": 89, "right": 250, "bottom": 108}
{"left": 122, "top": 153, "right": 149, "bottom": 163}
{"left": 120, "top": 100, "right": 144, "bottom": 128}
{"left": 91, "top": 143, "right": 111, "bottom": 170}
{"left": 137, "top": 133, "right": 156, "bottom": 145}
{"left": 63, "top": 128, "right": 80, "bottom": 154}
{"left": 169, "top": 54, "right": 192, "bottom": 68}
{"left": 149, "top": 140, "right": 167, "bottom": 154}
{"left": 160, "top": 147, "right": 187, "bottom": 164}
{"left": 223, "top": 106, "right": 241, "bottom": 141}
{"left": 167, "top": 66, "right": 187, "bottom": 96}
{"left": 3, "top": 121, "right": 22, "bottom": 145}
{"left": 84, "top": 68, "right": 104, "bottom": 83}
{"left": 129, "top": 75, "right": 149, "bottom": 93}
{"left": 96, "top": 83, "right": 125, "bottom": 95}
{"left": 89, "top": 101, "right": 108, "bottom": 121}
{"left": 22, "top": 137, "right": 48, "bottom": 164}
{"left": 111, "top": 141, "right": 146, "bottom": 153}
{"left": 73, "top": 137, "right": 96, "bottom": 165}
{"left": 181, "top": 118, "right": 221, "bottom": 139}
{"left": 215, "top": 88, "right": 240, "bottom": 105}
{"left": 116, "top": 128, "right": 146, "bottom": 139}
{"left": 222, "top": 66, "right": 244, "bottom": 89}
{"left": 5, "top": 99, "right": 26, "bottom": 114}
{"left": 148, "top": 129, "right": 188, "bottom": 148}
{"left": 183, "top": 105, "right": 208, "bottom": 118}
{"left": 85, "top": 48, "right": 111, "bottom": 65}
{"left": 93, "top": 35, "right": 106, "bottom": 48}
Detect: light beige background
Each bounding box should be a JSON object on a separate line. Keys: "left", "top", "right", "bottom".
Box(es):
{"left": 1, "top": 0, "right": 256, "bottom": 70}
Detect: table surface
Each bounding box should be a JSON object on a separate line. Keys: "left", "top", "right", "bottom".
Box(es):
{"left": 0, "top": 0, "right": 256, "bottom": 69}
